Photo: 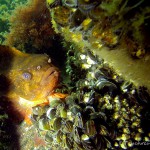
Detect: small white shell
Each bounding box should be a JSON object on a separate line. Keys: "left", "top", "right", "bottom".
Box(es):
{"left": 48, "top": 58, "right": 51, "bottom": 63}
{"left": 37, "top": 65, "right": 41, "bottom": 70}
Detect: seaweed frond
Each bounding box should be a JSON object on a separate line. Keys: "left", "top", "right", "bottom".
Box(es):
{"left": 5, "top": 0, "right": 55, "bottom": 52}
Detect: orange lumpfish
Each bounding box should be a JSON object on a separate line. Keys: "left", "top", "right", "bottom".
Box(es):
{"left": 0, "top": 45, "right": 60, "bottom": 124}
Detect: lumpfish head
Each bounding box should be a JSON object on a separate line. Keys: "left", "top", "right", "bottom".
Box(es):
{"left": 8, "top": 54, "right": 59, "bottom": 101}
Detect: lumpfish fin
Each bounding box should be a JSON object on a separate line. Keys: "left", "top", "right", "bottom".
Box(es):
{"left": 36, "top": 100, "right": 49, "bottom": 106}
{"left": 16, "top": 106, "right": 33, "bottom": 125}
{"left": 0, "top": 45, "right": 28, "bottom": 57}
{"left": 24, "top": 114, "right": 33, "bottom": 125}
{"left": 10, "top": 96, "right": 33, "bottom": 125}
{"left": 48, "top": 92, "right": 68, "bottom": 99}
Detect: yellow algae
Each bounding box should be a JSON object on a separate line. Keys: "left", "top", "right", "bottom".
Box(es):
{"left": 93, "top": 47, "right": 150, "bottom": 91}
{"left": 71, "top": 33, "right": 83, "bottom": 43}
{"left": 81, "top": 18, "right": 92, "bottom": 30}
{"left": 47, "top": 0, "right": 55, "bottom": 5}
{"left": 91, "top": 41, "right": 103, "bottom": 49}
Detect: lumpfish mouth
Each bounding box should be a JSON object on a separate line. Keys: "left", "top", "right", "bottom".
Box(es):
{"left": 37, "top": 66, "right": 59, "bottom": 99}
{"left": 40, "top": 67, "right": 59, "bottom": 86}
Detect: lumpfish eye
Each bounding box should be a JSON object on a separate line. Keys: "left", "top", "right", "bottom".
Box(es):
{"left": 22, "top": 72, "right": 32, "bottom": 80}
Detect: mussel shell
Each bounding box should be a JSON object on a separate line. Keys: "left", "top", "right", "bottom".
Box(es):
{"left": 67, "top": 111, "right": 74, "bottom": 121}
{"left": 57, "top": 104, "right": 67, "bottom": 118}
{"left": 62, "top": 120, "right": 73, "bottom": 133}
{"left": 64, "top": 0, "right": 78, "bottom": 8}
{"left": 73, "top": 141, "right": 84, "bottom": 150}
{"left": 46, "top": 108, "right": 57, "bottom": 119}
{"left": 65, "top": 95, "right": 79, "bottom": 106}
{"left": 76, "top": 79, "right": 90, "bottom": 92}
{"left": 121, "top": 81, "right": 133, "bottom": 92}
{"left": 119, "top": 140, "right": 128, "bottom": 149}
{"left": 56, "top": 130, "right": 63, "bottom": 143}
{"left": 103, "top": 136, "right": 112, "bottom": 149}
{"left": 94, "top": 66, "right": 114, "bottom": 80}
{"left": 78, "top": 0, "right": 101, "bottom": 14}
{"left": 32, "top": 114, "right": 40, "bottom": 122}
{"left": 83, "top": 91, "right": 96, "bottom": 105}
{"left": 51, "top": 6, "right": 71, "bottom": 27}
{"left": 74, "top": 112, "right": 84, "bottom": 129}
{"left": 81, "top": 139, "right": 96, "bottom": 150}
{"left": 60, "top": 108, "right": 67, "bottom": 118}
{"left": 48, "top": 0, "right": 62, "bottom": 8}
{"left": 62, "top": 134, "right": 73, "bottom": 149}
{"left": 70, "top": 9, "right": 86, "bottom": 27}
{"left": 49, "top": 97, "right": 63, "bottom": 108}
{"left": 84, "top": 106, "right": 95, "bottom": 114}
{"left": 54, "top": 117, "right": 62, "bottom": 131}
{"left": 85, "top": 120, "right": 97, "bottom": 137}
{"left": 96, "top": 135, "right": 112, "bottom": 150}
{"left": 45, "top": 131, "right": 53, "bottom": 143}
{"left": 39, "top": 118, "right": 50, "bottom": 131}
{"left": 99, "top": 125, "right": 109, "bottom": 136}
{"left": 81, "top": 134, "right": 90, "bottom": 141}
{"left": 95, "top": 78, "right": 118, "bottom": 97}
{"left": 81, "top": 134, "right": 98, "bottom": 150}
{"left": 73, "top": 126, "right": 82, "bottom": 144}
{"left": 95, "top": 78, "right": 116, "bottom": 89}
{"left": 136, "top": 86, "right": 150, "bottom": 105}
{"left": 94, "top": 70, "right": 106, "bottom": 80}
{"left": 90, "top": 112, "right": 107, "bottom": 121}
{"left": 49, "top": 117, "right": 62, "bottom": 131}
{"left": 32, "top": 106, "right": 46, "bottom": 116}
{"left": 70, "top": 105, "right": 82, "bottom": 115}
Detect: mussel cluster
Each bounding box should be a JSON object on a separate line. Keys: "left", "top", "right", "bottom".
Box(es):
{"left": 30, "top": 47, "right": 150, "bottom": 150}
{"left": 47, "top": 0, "right": 150, "bottom": 58}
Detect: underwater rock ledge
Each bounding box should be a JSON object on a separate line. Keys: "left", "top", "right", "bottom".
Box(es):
{"left": 93, "top": 47, "right": 150, "bottom": 92}
{"left": 47, "top": 0, "right": 150, "bottom": 92}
